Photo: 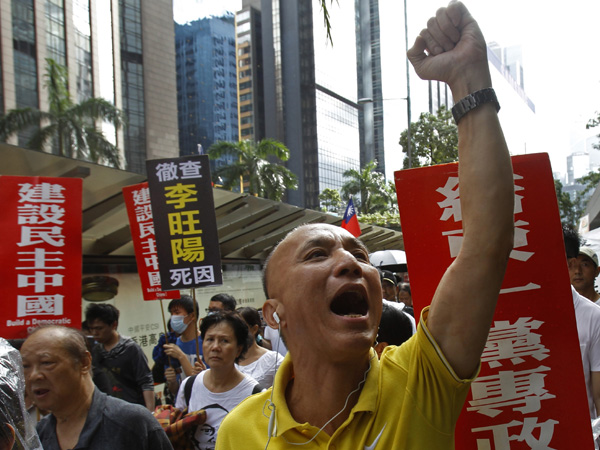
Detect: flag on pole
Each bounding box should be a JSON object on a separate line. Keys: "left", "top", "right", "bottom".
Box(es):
{"left": 341, "top": 196, "right": 361, "bottom": 237}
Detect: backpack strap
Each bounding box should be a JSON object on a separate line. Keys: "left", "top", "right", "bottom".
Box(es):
{"left": 184, "top": 374, "right": 198, "bottom": 407}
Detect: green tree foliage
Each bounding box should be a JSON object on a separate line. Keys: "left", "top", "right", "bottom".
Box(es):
{"left": 383, "top": 180, "right": 399, "bottom": 212}
{"left": 319, "top": 187, "right": 343, "bottom": 212}
{"left": 555, "top": 179, "right": 585, "bottom": 228}
{"left": 341, "top": 160, "right": 389, "bottom": 214}
{"left": 208, "top": 138, "right": 298, "bottom": 202}
{"left": 555, "top": 170, "right": 600, "bottom": 228}
{"left": 318, "top": 0, "right": 337, "bottom": 45}
{"left": 587, "top": 111, "right": 600, "bottom": 151}
{"left": 0, "top": 59, "right": 125, "bottom": 168}
{"left": 359, "top": 211, "right": 401, "bottom": 231}
{"left": 577, "top": 170, "right": 600, "bottom": 198}
{"left": 399, "top": 105, "right": 458, "bottom": 169}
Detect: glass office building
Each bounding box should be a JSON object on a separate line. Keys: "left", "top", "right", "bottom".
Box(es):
{"left": 0, "top": 0, "right": 179, "bottom": 172}
{"left": 175, "top": 14, "right": 239, "bottom": 166}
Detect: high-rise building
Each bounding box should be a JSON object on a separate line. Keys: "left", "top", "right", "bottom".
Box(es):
{"left": 243, "top": 0, "right": 362, "bottom": 209}
{"left": 236, "top": 1, "right": 265, "bottom": 143}
{"left": 0, "top": 0, "right": 179, "bottom": 174}
{"left": 356, "top": 0, "right": 385, "bottom": 174}
{"left": 175, "top": 15, "right": 239, "bottom": 167}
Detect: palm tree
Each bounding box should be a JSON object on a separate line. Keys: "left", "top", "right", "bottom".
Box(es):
{"left": 341, "top": 160, "right": 389, "bottom": 214}
{"left": 0, "top": 58, "right": 125, "bottom": 168}
{"left": 208, "top": 138, "right": 298, "bottom": 201}
{"left": 319, "top": 187, "right": 343, "bottom": 213}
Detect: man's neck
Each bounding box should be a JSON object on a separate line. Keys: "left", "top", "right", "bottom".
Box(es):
{"left": 285, "top": 353, "right": 372, "bottom": 436}
{"left": 180, "top": 324, "right": 199, "bottom": 342}
{"left": 102, "top": 332, "right": 120, "bottom": 351}
{"left": 578, "top": 285, "right": 600, "bottom": 303}
{"left": 54, "top": 379, "right": 95, "bottom": 423}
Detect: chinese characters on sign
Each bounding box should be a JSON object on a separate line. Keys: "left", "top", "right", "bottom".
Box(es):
{"left": 146, "top": 156, "right": 223, "bottom": 290}
{"left": 395, "top": 154, "right": 593, "bottom": 449}
{"left": 123, "top": 182, "right": 180, "bottom": 300}
{"left": 0, "top": 176, "right": 82, "bottom": 339}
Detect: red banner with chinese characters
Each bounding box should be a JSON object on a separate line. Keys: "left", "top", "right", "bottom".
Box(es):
{"left": 0, "top": 176, "right": 82, "bottom": 339}
{"left": 123, "top": 182, "right": 180, "bottom": 301}
{"left": 395, "top": 153, "right": 594, "bottom": 449}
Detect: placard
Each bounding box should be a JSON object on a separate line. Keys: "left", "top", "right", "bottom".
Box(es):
{"left": 395, "top": 153, "right": 594, "bottom": 449}
{"left": 0, "top": 176, "right": 82, "bottom": 338}
{"left": 146, "top": 155, "right": 223, "bottom": 290}
{"left": 123, "top": 182, "right": 180, "bottom": 300}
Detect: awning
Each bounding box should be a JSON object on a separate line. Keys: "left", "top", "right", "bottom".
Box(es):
{"left": 1, "top": 145, "right": 404, "bottom": 262}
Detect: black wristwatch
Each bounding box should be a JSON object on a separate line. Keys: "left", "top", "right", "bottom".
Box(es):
{"left": 451, "top": 88, "right": 500, "bottom": 124}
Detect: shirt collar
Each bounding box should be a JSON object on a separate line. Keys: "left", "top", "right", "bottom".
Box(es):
{"left": 270, "top": 349, "right": 380, "bottom": 437}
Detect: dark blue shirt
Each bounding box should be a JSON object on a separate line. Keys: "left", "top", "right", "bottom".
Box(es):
{"left": 37, "top": 389, "right": 173, "bottom": 450}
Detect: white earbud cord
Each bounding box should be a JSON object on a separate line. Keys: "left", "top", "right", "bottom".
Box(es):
{"left": 263, "top": 324, "right": 282, "bottom": 450}
{"left": 263, "top": 352, "right": 373, "bottom": 449}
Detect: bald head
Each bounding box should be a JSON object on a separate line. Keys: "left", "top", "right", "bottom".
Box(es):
{"left": 263, "top": 224, "right": 368, "bottom": 299}
{"left": 21, "top": 326, "right": 94, "bottom": 416}
{"left": 27, "top": 326, "right": 89, "bottom": 365}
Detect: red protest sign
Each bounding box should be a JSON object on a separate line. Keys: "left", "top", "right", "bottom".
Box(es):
{"left": 395, "top": 153, "right": 594, "bottom": 449}
{"left": 0, "top": 176, "right": 82, "bottom": 339}
{"left": 123, "top": 182, "right": 180, "bottom": 301}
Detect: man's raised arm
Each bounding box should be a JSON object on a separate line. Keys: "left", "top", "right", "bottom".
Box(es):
{"left": 407, "top": 2, "right": 514, "bottom": 379}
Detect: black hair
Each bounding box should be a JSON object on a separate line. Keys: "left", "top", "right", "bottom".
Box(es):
{"left": 563, "top": 224, "right": 581, "bottom": 259}
{"left": 84, "top": 303, "right": 119, "bottom": 326}
{"left": 210, "top": 293, "right": 237, "bottom": 312}
{"left": 200, "top": 311, "right": 250, "bottom": 363}
{"left": 378, "top": 303, "right": 413, "bottom": 347}
{"left": 168, "top": 295, "right": 198, "bottom": 315}
{"left": 397, "top": 282, "right": 411, "bottom": 295}
{"left": 237, "top": 306, "right": 262, "bottom": 337}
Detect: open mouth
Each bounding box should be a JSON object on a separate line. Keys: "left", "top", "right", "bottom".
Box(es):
{"left": 330, "top": 290, "right": 368, "bottom": 318}
{"left": 33, "top": 388, "right": 49, "bottom": 397}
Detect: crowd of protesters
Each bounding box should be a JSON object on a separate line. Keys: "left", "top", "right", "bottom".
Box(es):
{"left": 4, "top": 2, "right": 600, "bottom": 450}
{"left": 6, "top": 277, "right": 416, "bottom": 450}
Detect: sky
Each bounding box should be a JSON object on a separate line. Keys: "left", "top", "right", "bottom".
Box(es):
{"left": 173, "top": 0, "right": 600, "bottom": 180}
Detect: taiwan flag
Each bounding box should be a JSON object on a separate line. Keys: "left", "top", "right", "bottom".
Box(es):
{"left": 341, "top": 197, "right": 361, "bottom": 237}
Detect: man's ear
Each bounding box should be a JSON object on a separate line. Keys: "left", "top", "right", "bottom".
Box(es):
{"left": 81, "top": 351, "right": 93, "bottom": 375}
{"left": 262, "top": 300, "right": 282, "bottom": 329}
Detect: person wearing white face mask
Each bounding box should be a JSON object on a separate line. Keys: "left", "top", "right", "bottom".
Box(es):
{"left": 163, "top": 295, "right": 207, "bottom": 397}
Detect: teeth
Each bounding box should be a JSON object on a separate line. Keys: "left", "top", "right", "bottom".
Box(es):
{"left": 344, "top": 314, "right": 363, "bottom": 318}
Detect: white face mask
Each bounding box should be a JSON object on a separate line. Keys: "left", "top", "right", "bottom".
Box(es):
{"left": 171, "top": 314, "right": 189, "bottom": 334}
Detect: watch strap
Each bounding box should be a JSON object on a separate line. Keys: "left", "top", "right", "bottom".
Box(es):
{"left": 451, "top": 88, "right": 500, "bottom": 124}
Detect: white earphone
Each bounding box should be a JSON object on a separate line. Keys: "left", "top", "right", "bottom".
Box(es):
{"left": 273, "top": 312, "right": 280, "bottom": 324}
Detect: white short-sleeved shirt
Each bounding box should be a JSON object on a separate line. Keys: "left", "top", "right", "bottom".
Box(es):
{"left": 573, "top": 286, "right": 600, "bottom": 419}
{"left": 236, "top": 350, "right": 282, "bottom": 387}
{"left": 175, "top": 371, "right": 258, "bottom": 450}
{"left": 264, "top": 326, "right": 288, "bottom": 356}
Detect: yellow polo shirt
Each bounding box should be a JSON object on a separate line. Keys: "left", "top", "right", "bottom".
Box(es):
{"left": 216, "top": 308, "right": 475, "bottom": 449}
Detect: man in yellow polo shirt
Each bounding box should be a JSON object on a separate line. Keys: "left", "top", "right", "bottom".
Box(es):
{"left": 217, "top": 2, "right": 514, "bottom": 448}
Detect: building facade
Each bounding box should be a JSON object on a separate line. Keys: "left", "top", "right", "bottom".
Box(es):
{"left": 0, "top": 0, "right": 179, "bottom": 173}
{"left": 175, "top": 14, "right": 239, "bottom": 165}
{"left": 355, "top": 0, "right": 385, "bottom": 174}
{"left": 240, "top": 0, "right": 362, "bottom": 209}
{"left": 236, "top": 2, "right": 264, "bottom": 143}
